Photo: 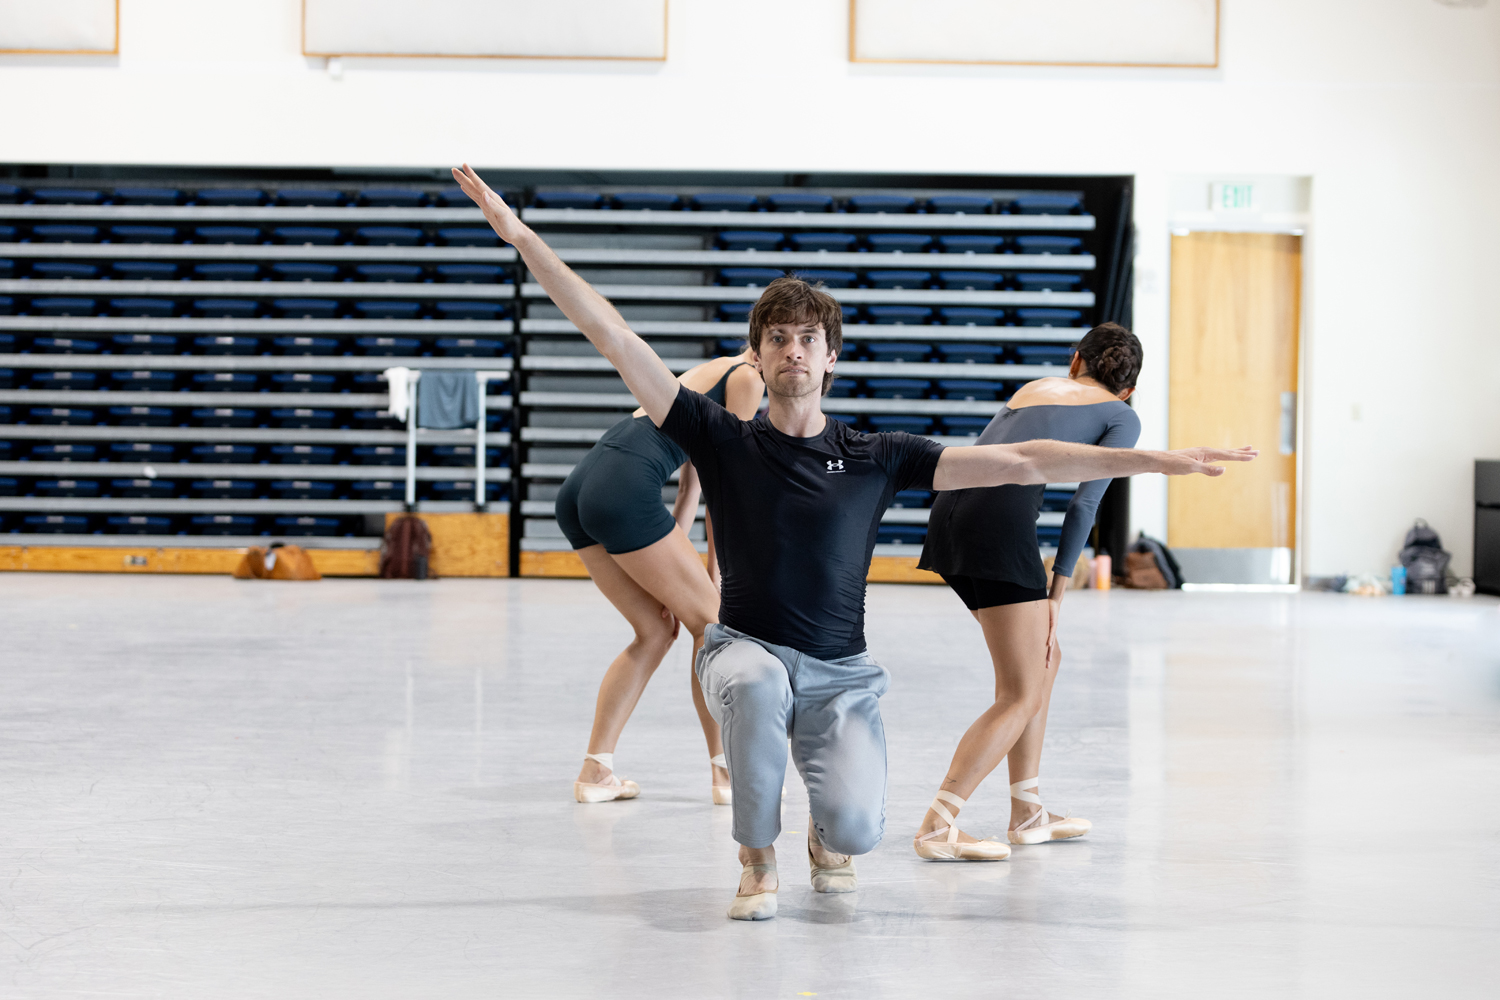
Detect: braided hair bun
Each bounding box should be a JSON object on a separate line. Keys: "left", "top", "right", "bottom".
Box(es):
{"left": 1074, "top": 322, "right": 1143, "bottom": 395}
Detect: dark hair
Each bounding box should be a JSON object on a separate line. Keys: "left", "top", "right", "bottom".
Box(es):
{"left": 747, "top": 274, "right": 844, "bottom": 394}
{"left": 1074, "top": 322, "right": 1143, "bottom": 395}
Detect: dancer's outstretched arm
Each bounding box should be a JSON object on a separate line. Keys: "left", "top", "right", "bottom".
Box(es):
{"left": 933, "top": 439, "right": 1257, "bottom": 491}
{"left": 450, "top": 164, "right": 680, "bottom": 424}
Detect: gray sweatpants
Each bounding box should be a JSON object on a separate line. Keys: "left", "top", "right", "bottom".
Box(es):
{"left": 695, "top": 623, "right": 890, "bottom": 855}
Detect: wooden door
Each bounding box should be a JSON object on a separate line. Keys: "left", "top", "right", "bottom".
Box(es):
{"left": 1168, "top": 232, "right": 1301, "bottom": 551}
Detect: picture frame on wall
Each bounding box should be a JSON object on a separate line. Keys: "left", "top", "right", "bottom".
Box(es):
{"left": 0, "top": 0, "right": 118, "bottom": 55}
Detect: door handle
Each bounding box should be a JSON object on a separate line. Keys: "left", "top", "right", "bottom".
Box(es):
{"left": 1279, "top": 391, "right": 1296, "bottom": 455}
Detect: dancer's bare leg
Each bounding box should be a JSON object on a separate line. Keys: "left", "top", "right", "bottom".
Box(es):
{"left": 688, "top": 632, "right": 730, "bottom": 789}
{"left": 915, "top": 600, "right": 1050, "bottom": 841}
{"left": 1006, "top": 636, "right": 1062, "bottom": 829}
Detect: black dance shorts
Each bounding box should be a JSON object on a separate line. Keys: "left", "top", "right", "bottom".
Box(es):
{"left": 939, "top": 573, "right": 1049, "bottom": 611}
{"left": 554, "top": 445, "right": 677, "bottom": 555}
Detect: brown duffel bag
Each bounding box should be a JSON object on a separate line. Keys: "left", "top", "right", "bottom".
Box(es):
{"left": 1123, "top": 550, "right": 1169, "bottom": 590}
{"left": 233, "top": 543, "right": 322, "bottom": 581}
{"left": 380, "top": 514, "right": 433, "bottom": 579}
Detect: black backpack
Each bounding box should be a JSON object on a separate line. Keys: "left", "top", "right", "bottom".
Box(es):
{"left": 1131, "top": 532, "right": 1184, "bottom": 589}
{"left": 1400, "top": 519, "right": 1451, "bottom": 594}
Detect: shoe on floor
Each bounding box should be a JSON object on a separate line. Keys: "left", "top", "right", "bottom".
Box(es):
{"left": 1008, "top": 777, "right": 1089, "bottom": 844}
{"left": 573, "top": 751, "right": 640, "bottom": 804}
{"left": 728, "top": 862, "right": 778, "bottom": 920}
{"left": 808, "top": 821, "right": 857, "bottom": 893}
{"left": 913, "top": 790, "right": 1011, "bottom": 861}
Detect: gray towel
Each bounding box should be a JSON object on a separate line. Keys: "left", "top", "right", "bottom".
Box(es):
{"left": 417, "top": 370, "right": 479, "bottom": 429}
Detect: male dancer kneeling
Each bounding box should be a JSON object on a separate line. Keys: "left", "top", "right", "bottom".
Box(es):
{"left": 451, "top": 165, "right": 1255, "bottom": 920}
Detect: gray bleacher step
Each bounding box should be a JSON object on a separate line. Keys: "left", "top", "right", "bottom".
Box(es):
{"left": 519, "top": 318, "right": 1085, "bottom": 343}
{"left": 0, "top": 279, "right": 516, "bottom": 300}
{"left": 523, "top": 208, "right": 1095, "bottom": 231}
{"left": 548, "top": 248, "right": 1095, "bottom": 270}
{"left": 0, "top": 497, "right": 509, "bottom": 515}
{"left": 0, "top": 242, "right": 517, "bottom": 263}
{"left": 0, "top": 461, "right": 510, "bottom": 482}
{"left": 0, "top": 317, "right": 514, "bottom": 336}
{"left": 0, "top": 353, "right": 512, "bottom": 373}
{"left": 0, "top": 389, "right": 510, "bottom": 409}
{"left": 0, "top": 425, "right": 505, "bottom": 445}
{"left": 0, "top": 533, "right": 385, "bottom": 549}
{"left": 520, "top": 282, "right": 1093, "bottom": 307}
{"left": 0, "top": 205, "right": 488, "bottom": 223}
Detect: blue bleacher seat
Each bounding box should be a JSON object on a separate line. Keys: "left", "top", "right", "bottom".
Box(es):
{"left": 849, "top": 195, "right": 915, "bottom": 214}
{"left": 193, "top": 299, "right": 259, "bottom": 318}
{"left": 1016, "top": 308, "right": 1082, "bottom": 327}
{"left": 1016, "top": 345, "right": 1076, "bottom": 366}
{"left": 353, "top": 446, "right": 405, "bottom": 465}
{"left": 436, "top": 264, "right": 505, "bottom": 283}
{"left": 0, "top": 260, "right": 11, "bottom": 279}
{"left": 35, "top": 337, "right": 101, "bottom": 353}
{"left": 716, "top": 337, "right": 746, "bottom": 355}
{"left": 1042, "top": 489, "right": 1075, "bottom": 512}
{"left": 1017, "top": 273, "right": 1083, "bottom": 292}
{"left": 110, "top": 370, "right": 177, "bottom": 391}
{"left": 927, "top": 195, "right": 993, "bottom": 215}
{"left": 824, "top": 380, "right": 857, "bottom": 398}
{"left": 192, "top": 513, "right": 259, "bottom": 535}
{"left": 938, "top": 379, "right": 1006, "bottom": 401}
{"left": 111, "top": 441, "right": 176, "bottom": 462}
{"left": 768, "top": 193, "right": 832, "bottom": 213}
{"left": 1012, "top": 194, "right": 1082, "bottom": 215}
{"left": 355, "top": 301, "right": 422, "bottom": 320}
{"left": 435, "top": 301, "right": 508, "bottom": 320}
{"left": 867, "top": 270, "right": 930, "bottom": 289}
{"left": 941, "top": 416, "right": 993, "bottom": 436}
{"left": 357, "top": 227, "right": 422, "bottom": 246}
{"left": 938, "top": 270, "right": 1004, "bottom": 291}
{"left": 717, "top": 303, "right": 753, "bottom": 322}
{"left": 272, "top": 481, "right": 336, "bottom": 501}
{"left": 193, "top": 407, "right": 257, "bottom": 428}
{"left": 38, "top": 478, "right": 100, "bottom": 497}
{"left": 192, "top": 444, "right": 258, "bottom": 463}
{"left": 0, "top": 184, "right": 23, "bottom": 203}
{"left": 872, "top": 417, "right": 935, "bottom": 436}
{"left": 352, "top": 409, "right": 400, "bottom": 429}
{"left": 274, "top": 227, "right": 341, "bottom": 246}
{"left": 352, "top": 480, "right": 404, "bottom": 500}
{"left": 274, "top": 515, "right": 343, "bottom": 536}
{"left": 31, "top": 443, "right": 97, "bottom": 460}
{"left": 877, "top": 525, "right": 926, "bottom": 546}
{"left": 940, "top": 307, "right": 1006, "bottom": 326}
{"left": 271, "top": 443, "right": 334, "bottom": 464}
{"left": 111, "top": 298, "right": 175, "bottom": 318}
{"left": 0, "top": 477, "right": 15, "bottom": 497}
{"left": 795, "top": 269, "right": 858, "bottom": 288}
{"left": 866, "top": 378, "right": 930, "bottom": 399}
{"left": 194, "top": 226, "right": 261, "bottom": 244}
{"left": 430, "top": 480, "right": 505, "bottom": 502}
{"left": 34, "top": 261, "right": 99, "bottom": 279}
{"left": 692, "top": 193, "right": 758, "bottom": 212}
{"left": 1015, "top": 235, "right": 1084, "bottom": 255}
{"left": 438, "top": 228, "right": 499, "bottom": 247}
{"left": 357, "top": 336, "right": 421, "bottom": 356}
{"left": 359, "top": 189, "right": 423, "bottom": 207}
{"left": 35, "top": 189, "right": 103, "bottom": 205}
{"left": 1037, "top": 526, "right": 1063, "bottom": 547}
{"left": 26, "top": 514, "right": 93, "bottom": 534}
{"left": 720, "top": 267, "right": 785, "bottom": 287}
{"left": 937, "top": 343, "right": 1007, "bottom": 364}
{"left": 111, "top": 479, "right": 176, "bottom": 500}
{"left": 112, "top": 261, "right": 179, "bottom": 280}
{"left": 0, "top": 224, "right": 14, "bottom": 241}
{"left": 272, "top": 408, "right": 336, "bottom": 428}
{"left": 889, "top": 490, "right": 934, "bottom": 508}
{"left": 195, "top": 263, "right": 260, "bottom": 281}
{"left": 825, "top": 413, "right": 861, "bottom": 430}
{"left": 433, "top": 445, "right": 505, "bottom": 467}
{"left": 867, "top": 233, "right": 932, "bottom": 254}
{"left": 192, "top": 480, "right": 257, "bottom": 499}
{"left": 31, "top": 371, "right": 96, "bottom": 391}
{"left": 274, "top": 298, "right": 339, "bottom": 319}
{"left": 533, "top": 191, "right": 602, "bottom": 210}
{"left": 35, "top": 225, "right": 100, "bottom": 243}
{"left": 867, "top": 342, "right": 930, "bottom": 362}
{"left": 718, "top": 231, "right": 783, "bottom": 251}
{"left": 867, "top": 305, "right": 932, "bottom": 325}
{"left": 434, "top": 187, "right": 473, "bottom": 207}
{"left": 193, "top": 372, "right": 259, "bottom": 391}
{"left": 273, "top": 338, "right": 339, "bottom": 357}
{"left": 110, "top": 225, "right": 178, "bottom": 243}
{"left": 791, "top": 233, "right": 857, "bottom": 252}
{"left": 277, "top": 189, "right": 343, "bottom": 206}
{"left": 195, "top": 335, "right": 260, "bottom": 354}
{"left": 939, "top": 235, "right": 1006, "bottom": 254}
{"left": 196, "top": 189, "right": 264, "bottom": 206}
{"left": 273, "top": 262, "right": 340, "bottom": 282}
{"left": 437, "top": 337, "right": 503, "bottom": 357}
{"left": 614, "top": 193, "right": 678, "bottom": 211}
{"left": 113, "top": 188, "right": 181, "bottom": 205}
{"left": 110, "top": 406, "right": 173, "bottom": 427}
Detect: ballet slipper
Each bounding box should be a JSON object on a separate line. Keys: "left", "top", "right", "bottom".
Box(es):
{"left": 1008, "top": 778, "right": 1090, "bottom": 845}
{"left": 807, "top": 820, "right": 857, "bottom": 893}
{"left": 913, "top": 790, "right": 1011, "bottom": 861}
{"left": 710, "top": 753, "right": 732, "bottom": 806}
{"left": 572, "top": 752, "right": 640, "bottom": 804}
{"left": 727, "top": 862, "right": 778, "bottom": 920}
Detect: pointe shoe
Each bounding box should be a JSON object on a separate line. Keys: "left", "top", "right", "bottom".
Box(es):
{"left": 710, "top": 753, "right": 732, "bottom": 806}
{"left": 807, "top": 822, "right": 857, "bottom": 893}
{"left": 572, "top": 752, "right": 640, "bottom": 804}
{"left": 727, "top": 862, "right": 778, "bottom": 920}
{"left": 912, "top": 790, "right": 1011, "bottom": 861}
{"left": 1008, "top": 777, "right": 1091, "bottom": 845}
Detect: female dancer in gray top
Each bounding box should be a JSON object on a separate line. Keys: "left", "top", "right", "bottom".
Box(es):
{"left": 911, "top": 323, "right": 1143, "bottom": 859}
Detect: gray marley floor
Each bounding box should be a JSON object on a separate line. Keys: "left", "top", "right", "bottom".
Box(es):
{"left": 2, "top": 575, "right": 1498, "bottom": 999}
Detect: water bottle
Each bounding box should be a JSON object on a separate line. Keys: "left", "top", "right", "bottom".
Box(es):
{"left": 1390, "top": 564, "right": 1406, "bottom": 595}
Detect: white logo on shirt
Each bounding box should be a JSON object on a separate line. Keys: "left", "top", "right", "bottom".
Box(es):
{"left": 825, "top": 459, "right": 845, "bottom": 473}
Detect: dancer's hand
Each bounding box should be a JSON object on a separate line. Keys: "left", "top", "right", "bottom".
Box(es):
{"left": 661, "top": 605, "right": 681, "bottom": 640}
{"left": 451, "top": 164, "right": 527, "bottom": 244}
{"left": 1044, "top": 598, "right": 1059, "bottom": 669}
{"left": 1158, "top": 446, "right": 1258, "bottom": 477}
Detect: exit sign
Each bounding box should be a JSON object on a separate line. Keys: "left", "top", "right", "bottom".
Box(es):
{"left": 1211, "top": 182, "right": 1256, "bottom": 211}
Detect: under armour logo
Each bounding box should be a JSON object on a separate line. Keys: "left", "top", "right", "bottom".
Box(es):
{"left": 825, "top": 459, "right": 845, "bottom": 473}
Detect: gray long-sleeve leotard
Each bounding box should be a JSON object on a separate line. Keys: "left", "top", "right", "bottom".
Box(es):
{"left": 919, "top": 400, "right": 1141, "bottom": 587}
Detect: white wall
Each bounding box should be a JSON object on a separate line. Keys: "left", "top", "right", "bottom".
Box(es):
{"left": 3, "top": 0, "right": 1498, "bottom": 577}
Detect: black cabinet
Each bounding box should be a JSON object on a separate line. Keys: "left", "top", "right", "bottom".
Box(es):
{"left": 1477, "top": 461, "right": 1500, "bottom": 596}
